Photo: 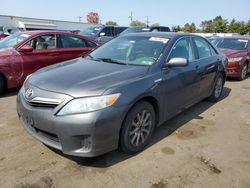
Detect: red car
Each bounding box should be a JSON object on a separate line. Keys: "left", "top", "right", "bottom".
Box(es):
{"left": 0, "top": 33, "right": 7, "bottom": 40}
{"left": 0, "top": 30, "right": 99, "bottom": 93}
{"left": 215, "top": 36, "right": 250, "bottom": 80}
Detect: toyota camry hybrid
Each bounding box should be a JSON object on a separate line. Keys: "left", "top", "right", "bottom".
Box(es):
{"left": 17, "top": 33, "right": 227, "bottom": 157}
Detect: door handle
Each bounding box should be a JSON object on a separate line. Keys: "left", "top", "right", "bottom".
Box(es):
{"left": 206, "top": 64, "right": 215, "bottom": 71}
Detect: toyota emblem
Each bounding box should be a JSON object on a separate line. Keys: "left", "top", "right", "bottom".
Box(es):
{"left": 25, "top": 88, "right": 34, "bottom": 99}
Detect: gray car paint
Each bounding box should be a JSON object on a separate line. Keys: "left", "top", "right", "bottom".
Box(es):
{"left": 17, "top": 33, "right": 227, "bottom": 157}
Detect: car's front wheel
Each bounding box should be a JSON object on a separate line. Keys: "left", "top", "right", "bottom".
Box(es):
{"left": 208, "top": 73, "right": 224, "bottom": 102}
{"left": 120, "top": 101, "right": 156, "bottom": 154}
{"left": 238, "top": 63, "right": 248, "bottom": 81}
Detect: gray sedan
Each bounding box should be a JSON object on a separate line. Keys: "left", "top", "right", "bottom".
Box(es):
{"left": 17, "top": 33, "right": 227, "bottom": 157}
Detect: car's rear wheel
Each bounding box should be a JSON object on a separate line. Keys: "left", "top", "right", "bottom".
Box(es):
{"left": 0, "top": 75, "right": 5, "bottom": 94}
{"left": 208, "top": 73, "right": 224, "bottom": 102}
{"left": 120, "top": 101, "right": 156, "bottom": 154}
{"left": 238, "top": 63, "right": 248, "bottom": 81}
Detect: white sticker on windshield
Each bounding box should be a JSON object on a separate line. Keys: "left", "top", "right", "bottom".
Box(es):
{"left": 142, "top": 28, "right": 150, "bottom": 31}
{"left": 94, "top": 28, "right": 101, "bottom": 31}
{"left": 21, "top": 34, "right": 31, "bottom": 38}
{"left": 149, "top": 37, "right": 169, "bottom": 44}
{"left": 238, "top": 39, "right": 248, "bottom": 43}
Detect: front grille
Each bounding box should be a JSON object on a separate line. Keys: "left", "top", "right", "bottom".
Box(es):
{"left": 25, "top": 97, "right": 64, "bottom": 108}
{"left": 27, "top": 101, "right": 58, "bottom": 108}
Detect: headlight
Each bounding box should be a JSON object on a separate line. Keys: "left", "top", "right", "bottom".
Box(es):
{"left": 228, "top": 57, "right": 243, "bottom": 63}
{"left": 57, "top": 93, "right": 120, "bottom": 116}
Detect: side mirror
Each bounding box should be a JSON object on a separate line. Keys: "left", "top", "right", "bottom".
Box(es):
{"left": 18, "top": 45, "right": 33, "bottom": 53}
{"left": 166, "top": 57, "right": 188, "bottom": 68}
{"left": 99, "top": 32, "right": 106, "bottom": 36}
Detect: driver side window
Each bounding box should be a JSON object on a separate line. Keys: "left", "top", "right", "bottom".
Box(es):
{"left": 169, "top": 37, "right": 195, "bottom": 61}
{"left": 26, "top": 34, "right": 56, "bottom": 50}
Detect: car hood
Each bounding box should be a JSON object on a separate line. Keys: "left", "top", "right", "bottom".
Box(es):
{"left": 218, "top": 48, "right": 247, "bottom": 58}
{"left": 29, "top": 58, "right": 149, "bottom": 98}
{"left": 0, "top": 47, "right": 13, "bottom": 57}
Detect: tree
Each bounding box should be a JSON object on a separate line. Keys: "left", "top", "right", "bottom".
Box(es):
{"left": 130, "top": 20, "right": 147, "bottom": 26}
{"left": 87, "top": 12, "right": 100, "bottom": 24}
{"left": 227, "top": 19, "right": 238, "bottom": 33}
{"left": 151, "top": 23, "right": 160, "bottom": 26}
{"left": 201, "top": 20, "right": 214, "bottom": 33}
{"left": 172, "top": 25, "right": 182, "bottom": 32}
{"left": 105, "top": 20, "right": 117, "bottom": 26}
{"left": 181, "top": 22, "right": 197, "bottom": 33}
{"left": 213, "top": 16, "right": 228, "bottom": 33}
{"left": 246, "top": 20, "right": 250, "bottom": 35}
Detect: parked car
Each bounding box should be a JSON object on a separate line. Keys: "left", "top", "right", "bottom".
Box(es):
{"left": 205, "top": 36, "right": 220, "bottom": 44}
{"left": 119, "top": 26, "right": 171, "bottom": 36}
{"left": 0, "top": 30, "right": 100, "bottom": 94}
{"left": 17, "top": 33, "right": 227, "bottom": 157}
{"left": 215, "top": 36, "right": 250, "bottom": 80}
{"left": 80, "top": 25, "right": 127, "bottom": 43}
{"left": 0, "top": 33, "right": 8, "bottom": 40}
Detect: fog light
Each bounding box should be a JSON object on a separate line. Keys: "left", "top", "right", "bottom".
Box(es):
{"left": 75, "top": 136, "right": 92, "bottom": 153}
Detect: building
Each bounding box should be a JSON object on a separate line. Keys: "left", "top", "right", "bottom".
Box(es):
{"left": 0, "top": 14, "right": 96, "bottom": 34}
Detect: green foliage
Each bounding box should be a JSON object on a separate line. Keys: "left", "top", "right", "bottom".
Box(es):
{"left": 179, "top": 16, "right": 250, "bottom": 34}
{"left": 213, "top": 16, "right": 228, "bottom": 33}
{"left": 151, "top": 23, "right": 160, "bottom": 26}
{"left": 201, "top": 20, "right": 215, "bottom": 33}
{"left": 182, "top": 22, "right": 197, "bottom": 33}
{"left": 172, "top": 25, "right": 182, "bottom": 32}
{"left": 105, "top": 21, "right": 117, "bottom": 26}
{"left": 130, "top": 20, "right": 147, "bottom": 26}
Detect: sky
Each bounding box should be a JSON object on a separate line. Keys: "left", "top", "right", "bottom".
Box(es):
{"left": 0, "top": 0, "right": 249, "bottom": 27}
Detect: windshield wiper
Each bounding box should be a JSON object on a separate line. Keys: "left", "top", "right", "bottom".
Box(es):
{"left": 98, "top": 58, "right": 127, "bottom": 65}
{"left": 85, "top": 54, "right": 102, "bottom": 61}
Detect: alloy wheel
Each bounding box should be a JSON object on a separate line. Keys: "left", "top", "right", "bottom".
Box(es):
{"left": 241, "top": 64, "right": 248, "bottom": 80}
{"left": 214, "top": 77, "right": 223, "bottom": 98}
{"left": 129, "top": 110, "right": 152, "bottom": 146}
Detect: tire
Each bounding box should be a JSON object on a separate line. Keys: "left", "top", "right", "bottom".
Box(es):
{"left": 208, "top": 73, "right": 224, "bottom": 102}
{"left": 0, "top": 75, "right": 5, "bottom": 95}
{"left": 238, "top": 63, "right": 248, "bottom": 81}
{"left": 119, "top": 101, "right": 156, "bottom": 154}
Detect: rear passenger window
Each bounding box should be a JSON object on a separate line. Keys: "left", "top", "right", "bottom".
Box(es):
{"left": 59, "top": 35, "right": 86, "bottom": 48}
{"left": 169, "top": 38, "right": 195, "bottom": 61}
{"left": 194, "top": 37, "right": 213, "bottom": 58}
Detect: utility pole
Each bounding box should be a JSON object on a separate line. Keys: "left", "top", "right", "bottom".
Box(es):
{"left": 129, "top": 12, "right": 133, "bottom": 23}
{"left": 146, "top": 16, "right": 149, "bottom": 27}
{"left": 77, "top": 16, "right": 82, "bottom": 22}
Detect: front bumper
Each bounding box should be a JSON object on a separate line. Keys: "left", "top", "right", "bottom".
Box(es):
{"left": 16, "top": 87, "right": 125, "bottom": 157}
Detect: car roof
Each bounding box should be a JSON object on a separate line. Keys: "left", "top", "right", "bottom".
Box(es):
{"left": 123, "top": 32, "right": 195, "bottom": 39}
{"left": 20, "top": 30, "right": 77, "bottom": 35}
{"left": 220, "top": 36, "right": 250, "bottom": 40}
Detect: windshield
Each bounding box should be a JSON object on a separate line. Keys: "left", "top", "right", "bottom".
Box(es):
{"left": 0, "top": 32, "right": 30, "bottom": 49}
{"left": 80, "top": 26, "right": 102, "bottom": 37}
{"left": 215, "top": 38, "right": 248, "bottom": 50}
{"left": 119, "top": 27, "right": 149, "bottom": 36}
{"left": 88, "top": 36, "right": 168, "bottom": 66}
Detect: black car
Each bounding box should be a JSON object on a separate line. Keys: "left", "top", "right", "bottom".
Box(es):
{"left": 80, "top": 25, "right": 127, "bottom": 43}
{"left": 17, "top": 33, "right": 227, "bottom": 157}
